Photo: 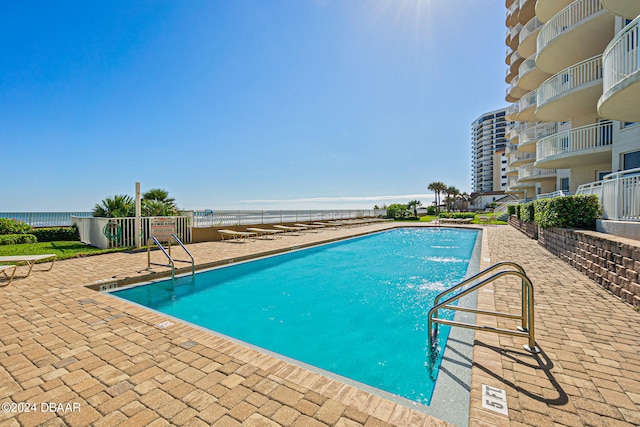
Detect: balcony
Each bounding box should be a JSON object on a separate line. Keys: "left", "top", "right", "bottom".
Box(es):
{"left": 536, "top": 0, "right": 578, "bottom": 23}
{"left": 601, "top": 0, "right": 640, "bottom": 19}
{"left": 518, "top": 17, "right": 543, "bottom": 59}
{"left": 535, "top": 121, "right": 614, "bottom": 169}
{"left": 518, "top": 0, "right": 536, "bottom": 26}
{"left": 536, "top": 0, "right": 614, "bottom": 74}
{"left": 516, "top": 90, "right": 537, "bottom": 122}
{"left": 510, "top": 150, "right": 537, "bottom": 167}
{"left": 519, "top": 122, "right": 561, "bottom": 152}
{"left": 519, "top": 55, "right": 552, "bottom": 91}
{"left": 536, "top": 55, "right": 603, "bottom": 121}
{"left": 506, "top": 75, "right": 529, "bottom": 100}
{"left": 518, "top": 164, "right": 557, "bottom": 181}
{"left": 507, "top": 1, "right": 519, "bottom": 27}
{"left": 510, "top": 50, "right": 525, "bottom": 75}
{"left": 598, "top": 17, "right": 640, "bottom": 122}
{"left": 507, "top": 176, "right": 536, "bottom": 192}
{"left": 506, "top": 103, "right": 520, "bottom": 121}
{"left": 509, "top": 24, "right": 522, "bottom": 51}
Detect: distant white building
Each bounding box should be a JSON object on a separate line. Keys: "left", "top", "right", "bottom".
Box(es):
{"left": 471, "top": 108, "right": 511, "bottom": 195}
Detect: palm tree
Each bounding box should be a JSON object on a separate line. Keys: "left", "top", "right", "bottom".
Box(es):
{"left": 407, "top": 200, "right": 422, "bottom": 217}
{"left": 142, "top": 188, "right": 178, "bottom": 216}
{"left": 445, "top": 186, "right": 460, "bottom": 212}
{"left": 428, "top": 182, "right": 446, "bottom": 214}
{"left": 92, "top": 195, "right": 135, "bottom": 218}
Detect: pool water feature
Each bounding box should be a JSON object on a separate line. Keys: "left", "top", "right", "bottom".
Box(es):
{"left": 112, "top": 227, "right": 480, "bottom": 406}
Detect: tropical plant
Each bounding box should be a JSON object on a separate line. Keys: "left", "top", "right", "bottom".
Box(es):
{"left": 427, "top": 182, "right": 446, "bottom": 214}
{"left": 92, "top": 195, "right": 135, "bottom": 218}
{"left": 142, "top": 188, "right": 179, "bottom": 216}
{"left": 407, "top": 200, "right": 422, "bottom": 217}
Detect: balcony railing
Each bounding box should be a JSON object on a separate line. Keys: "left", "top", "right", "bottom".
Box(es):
{"left": 519, "top": 122, "right": 560, "bottom": 149}
{"left": 602, "top": 16, "right": 639, "bottom": 97}
{"left": 518, "top": 89, "right": 537, "bottom": 113}
{"left": 536, "top": 121, "right": 613, "bottom": 161}
{"left": 520, "top": 16, "right": 542, "bottom": 44}
{"left": 537, "top": 0, "right": 605, "bottom": 55}
{"left": 510, "top": 151, "right": 536, "bottom": 164}
{"left": 518, "top": 164, "right": 556, "bottom": 180}
{"left": 576, "top": 168, "right": 640, "bottom": 221}
{"left": 519, "top": 57, "right": 536, "bottom": 79}
{"left": 537, "top": 55, "right": 603, "bottom": 107}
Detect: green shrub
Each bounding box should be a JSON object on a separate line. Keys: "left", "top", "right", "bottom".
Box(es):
{"left": 534, "top": 195, "right": 601, "bottom": 229}
{"left": 514, "top": 204, "right": 521, "bottom": 219}
{"left": 507, "top": 205, "right": 516, "bottom": 216}
{"left": 439, "top": 212, "right": 475, "bottom": 219}
{"left": 426, "top": 205, "right": 437, "bottom": 215}
{"left": 0, "top": 218, "right": 33, "bottom": 235}
{"left": 31, "top": 226, "right": 79, "bottom": 242}
{"left": 386, "top": 203, "right": 409, "bottom": 219}
{"left": 0, "top": 234, "right": 37, "bottom": 245}
{"left": 520, "top": 202, "right": 535, "bottom": 222}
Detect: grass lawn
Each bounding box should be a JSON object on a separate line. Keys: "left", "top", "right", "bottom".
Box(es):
{"left": 0, "top": 241, "right": 130, "bottom": 261}
{"left": 415, "top": 213, "right": 508, "bottom": 225}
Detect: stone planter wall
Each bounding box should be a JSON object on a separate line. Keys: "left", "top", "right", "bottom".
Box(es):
{"left": 508, "top": 216, "right": 538, "bottom": 240}
{"left": 508, "top": 215, "right": 640, "bottom": 308}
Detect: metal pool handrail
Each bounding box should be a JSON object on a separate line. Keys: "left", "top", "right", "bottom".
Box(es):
{"left": 147, "top": 237, "right": 175, "bottom": 279}
{"left": 427, "top": 262, "right": 539, "bottom": 361}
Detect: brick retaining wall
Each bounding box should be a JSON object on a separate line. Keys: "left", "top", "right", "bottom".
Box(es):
{"left": 509, "top": 216, "right": 640, "bottom": 308}
{"left": 508, "top": 216, "right": 538, "bottom": 240}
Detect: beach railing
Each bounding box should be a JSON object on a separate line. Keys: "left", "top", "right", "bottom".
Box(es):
{"left": 0, "top": 212, "right": 93, "bottom": 227}
{"left": 191, "top": 209, "right": 385, "bottom": 228}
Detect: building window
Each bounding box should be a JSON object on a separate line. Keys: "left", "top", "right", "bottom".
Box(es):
{"left": 623, "top": 151, "right": 640, "bottom": 170}
{"left": 561, "top": 178, "right": 569, "bottom": 192}
{"left": 597, "top": 171, "right": 611, "bottom": 180}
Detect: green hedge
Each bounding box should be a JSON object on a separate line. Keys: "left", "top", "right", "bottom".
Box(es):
{"left": 31, "top": 226, "right": 79, "bottom": 242}
{"left": 534, "top": 195, "right": 601, "bottom": 229}
{"left": 0, "top": 234, "right": 37, "bottom": 245}
{"left": 520, "top": 202, "right": 535, "bottom": 223}
{"left": 507, "top": 205, "right": 516, "bottom": 216}
{"left": 439, "top": 212, "right": 476, "bottom": 219}
{"left": 0, "top": 218, "right": 33, "bottom": 235}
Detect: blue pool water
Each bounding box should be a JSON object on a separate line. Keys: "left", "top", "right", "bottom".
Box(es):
{"left": 112, "top": 227, "right": 479, "bottom": 405}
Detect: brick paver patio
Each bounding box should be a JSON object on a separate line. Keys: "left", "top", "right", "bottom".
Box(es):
{"left": 1, "top": 223, "right": 639, "bottom": 426}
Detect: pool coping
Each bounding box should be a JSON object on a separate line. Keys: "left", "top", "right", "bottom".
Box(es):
{"left": 94, "top": 224, "right": 485, "bottom": 426}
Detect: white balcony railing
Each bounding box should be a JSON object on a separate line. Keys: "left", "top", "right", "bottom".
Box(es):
{"left": 510, "top": 151, "right": 536, "bottom": 164}
{"left": 520, "top": 17, "right": 542, "bottom": 44}
{"left": 518, "top": 164, "right": 556, "bottom": 180}
{"left": 518, "top": 89, "right": 537, "bottom": 113}
{"left": 602, "top": 16, "right": 639, "bottom": 96}
{"left": 537, "top": 0, "right": 605, "bottom": 54}
{"left": 520, "top": 122, "right": 560, "bottom": 147}
{"left": 519, "top": 56, "right": 536, "bottom": 79}
{"left": 537, "top": 55, "right": 603, "bottom": 107}
{"left": 576, "top": 168, "right": 640, "bottom": 221}
{"left": 536, "top": 121, "right": 613, "bottom": 161}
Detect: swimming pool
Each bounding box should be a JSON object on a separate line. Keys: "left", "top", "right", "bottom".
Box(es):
{"left": 112, "top": 227, "right": 479, "bottom": 407}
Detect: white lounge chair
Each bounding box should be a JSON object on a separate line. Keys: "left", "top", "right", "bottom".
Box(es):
{"left": 218, "top": 230, "right": 257, "bottom": 243}
{"left": 0, "top": 254, "right": 57, "bottom": 277}
{"left": 245, "top": 228, "right": 284, "bottom": 239}
{"left": 273, "top": 225, "right": 306, "bottom": 235}
{"left": 0, "top": 264, "right": 17, "bottom": 286}
{"left": 294, "top": 223, "right": 323, "bottom": 233}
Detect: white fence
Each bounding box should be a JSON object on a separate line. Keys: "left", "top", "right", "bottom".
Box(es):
{"left": 73, "top": 216, "right": 192, "bottom": 249}
{"left": 191, "top": 209, "right": 385, "bottom": 228}
{"left": 576, "top": 168, "right": 640, "bottom": 221}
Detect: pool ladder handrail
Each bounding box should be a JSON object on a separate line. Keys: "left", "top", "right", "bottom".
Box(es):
{"left": 427, "top": 261, "right": 539, "bottom": 357}
{"left": 147, "top": 234, "right": 195, "bottom": 280}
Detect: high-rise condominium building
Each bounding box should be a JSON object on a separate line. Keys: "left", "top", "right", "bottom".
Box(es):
{"left": 504, "top": 0, "right": 640, "bottom": 199}
{"left": 471, "top": 108, "right": 510, "bottom": 194}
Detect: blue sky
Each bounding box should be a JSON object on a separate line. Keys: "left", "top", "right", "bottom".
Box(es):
{"left": 1, "top": 0, "right": 507, "bottom": 211}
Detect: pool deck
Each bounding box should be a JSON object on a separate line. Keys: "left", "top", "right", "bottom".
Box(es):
{"left": 0, "top": 223, "right": 639, "bottom": 426}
